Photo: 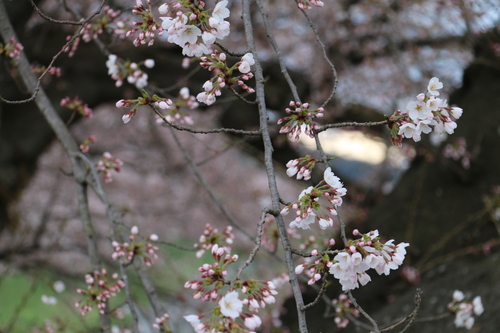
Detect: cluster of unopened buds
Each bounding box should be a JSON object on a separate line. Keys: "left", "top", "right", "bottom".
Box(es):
{"left": 60, "top": 96, "right": 93, "bottom": 118}
{"left": 389, "top": 77, "right": 463, "bottom": 147}
{"left": 116, "top": 90, "right": 173, "bottom": 124}
{"left": 443, "top": 137, "right": 472, "bottom": 169}
{"left": 156, "top": 87, "right": 197, "bottom": 125}
{"left": 281, "top": 167, "right": 346, "bottom": 230}
{"left": 0, "top": 37, "right": 23, "bottom": 60}
{"left": 152, "top": 313, "right": 172, "bottom": 332}
{"left": 194, "top": 223, "right": 235, "bottom": 258}
{"left": 448, "top": 290, "right": 483, "bottom": 329}
{"left": 241, "top": 279, "right": 277, "bottom": 312}
{"left": 329, "top": 229, "right": 409, "bottom": 291}
{"left": 331, "top": 294, "right": 359, "bottom": 328}
{"left": 97, "top": 152, "right": 123, "bottom": 183}
{"left": 106, "top": 54, "right": 154, "bottom": 89}
{"left": 159, "top": 0, "right": 231, "bottom": 57}
{"left": 295, "top": 242, "right": 335, "bottom": 285}
{"left": 79, "top": 135, "right": 96, "bottom": 153}
{"left": 286, "top": 155, "right": 318, "bottom": 180}
{"left": 297, "top": 0, "right": 325, "bottom": 9}
{"left": 278, "top": 101, "right": 324, "bottom": 141}
{"left": 184, "top": 244, "right": 238, "bottom": 301}
{"left": 128, "top": 0, "right": 164, "bottom": 46}
{"left": 111, "top": 226, "right": 159, "bottom": 266}
{"left": 75, "top": 268, "right": 125, "bottom": 315}
{"left": 31, "top": 65, "right": 62, "bottom": 77}
{"left": 65, "top": 6, "right": 127, "bottom": 57}
{"left": 197, "top": 51, "right": 255, "bottom": 105}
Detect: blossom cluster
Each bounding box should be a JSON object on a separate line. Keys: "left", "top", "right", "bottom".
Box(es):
{"left": 196, "top": 51, "right": 255, "bottom": 105}
{"left": 281, "top": 167, "right": 346, "bottom": 230}
{"left": 152, "top": 313, "right": 172, "bottom": 332}
{"left": 128, "top": 0, "right": 164, "bottom": 47}
{"left": 193, "top": 223, "right": 235, "bottom": 258}
{"left": 65, "top": 6, "right": 127, "bottom": 57}
{"left": 106, "top": 54, "right": 155, "bottom": 89}
{"left": 277, "top": 101, "right": 324, "bottom": 141}
{"left": 389, "top": 77, "right": 463, "bottom": 146}
{"left": 156, "top": 87, "right": 198, "bottom": 125}
{"left": 159, "top": 0, "right": 231, "bottom": 57}
{"left": 184, "top": 285, "right": 273, "bottom": 332}
{"left": 183, "top": 241, "right": 280, "bottom": 332}
{"left": 448, "top": 290, "right": 484, "bottom": 330}
{"left": 79, "top": 135, "right": 96, "bottom": 153}
{"left": 295, "top": 246, "right": 334, "bottom": 285}
{"left": 285, "top": 155, "right": 318, "bottom": 180}
{"left": 111, "top": 226, "right": 159, "bottom": 267}
{"left": 60, "top": 96, "right": 93, "bottom": 118}
{"left": 329, "top": 230, "right": 409, "bottom": 291}
{"left": 116, "top": 89, "right": 173, "bottom": 124}
{"left": 97, "top": 152, "right": 123, "bottom": 183}
{"left": 184, "top": 244, "right": 239, "bottom": 301}
{"left": 75, "top": 268, "right": 125, "bottom": 315}
{"left": 331, "top": 294, "right": 359, "bottom": 328}
{"left": 0, "top": 37, "right": 23, "bottom": 60}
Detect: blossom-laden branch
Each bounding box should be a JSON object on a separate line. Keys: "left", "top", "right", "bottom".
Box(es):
{"left": 183, "top": 244, "right": 277, "bottom": 332}
{"left": 75, "top": 268, "right": 125, "bottom": 316}
{"left": 388, "top": 77, "right": 463, "bottom": 147}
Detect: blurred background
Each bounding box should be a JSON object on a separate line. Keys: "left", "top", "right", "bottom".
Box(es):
{"left": 1, "top": 0, "right": 500, "bottom": 331}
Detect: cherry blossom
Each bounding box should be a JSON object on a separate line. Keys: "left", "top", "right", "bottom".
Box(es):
{"left": 219, "top": 290, "right": 243, "bottom": 319}
{"left": 329, "top": 230, "right": 409, "bottom": 291}
{"left": 390, "top": 77, "right": 464, "bottom": 145}
{"left": 277, "top": 101, "right": 324, "bottom": 141}
{"left": 448, "top": 291, "right": 484, "bottom": 330}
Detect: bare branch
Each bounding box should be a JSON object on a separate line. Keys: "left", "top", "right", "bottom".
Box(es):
{"left": 29, "top": 0, "right": 106, "bottom": 25}
{"left": 234, "top": 209, "right": 269, "bottom": 281}
{"left": 242, "top": 0, "right": 309, "bottom": 331}
{"left": 255, "top": 0, "right": 301, "bottom": 102}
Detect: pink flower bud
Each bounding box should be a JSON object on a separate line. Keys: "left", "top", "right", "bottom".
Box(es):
{"left": 295, "top": 264, "right": 305, "bottom": 274}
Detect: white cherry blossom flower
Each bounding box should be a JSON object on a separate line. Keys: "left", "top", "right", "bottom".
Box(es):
{"left": 219, "top": 291, "right": 243, "bottom": 319}
{"left": 212, "top": 0, "right": 230, "bottom": 21}
{"left": 427, "top": 77, "right": 443, "bottom": 96}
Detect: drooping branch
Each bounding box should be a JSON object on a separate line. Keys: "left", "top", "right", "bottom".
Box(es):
{"left": 242, "top": 0, "right": 309, "bottom": 331}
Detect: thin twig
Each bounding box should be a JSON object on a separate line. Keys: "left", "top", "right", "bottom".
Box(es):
{"left": 29, "top": 0, "right": 105, "bottom": 25}
{"left": 348, "top": 290, "right": 380, "bottom": 333}
{"left": 214, "top": 41, "right": 247, "bottom": 57}
{"left": 234, "top": 209, "right": 269, "bottom": 281}
{"left": 302, "top": 272, "right": 329, "bottom": 310}
{"left": 153, "top": 108, "right": 261, "bottom": 136}
{"left": 255, "top": 0, "right": 301, "bottom": 102}
{"left": 155, "top": 241, "right": 198, "bottom": 251}
{"left": 228, "top": 85, "right": 257, "bottom": 105}
{"left": 119, "top": 263, "right": 140, "bottom": 333}
{"left": 0, "top": 1, "right": 106, "bottom": 104}
{"left": 318, "top": 119, "right": 390, "bottom": 132}
{"left": 370, "top": 289, "right": 423, "bottom": 333}
{"left": 296, "top": 3, "right": 338, "bottom": 108}
{"left": 167, "top": 126, "right": 253, "bottom": 239}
